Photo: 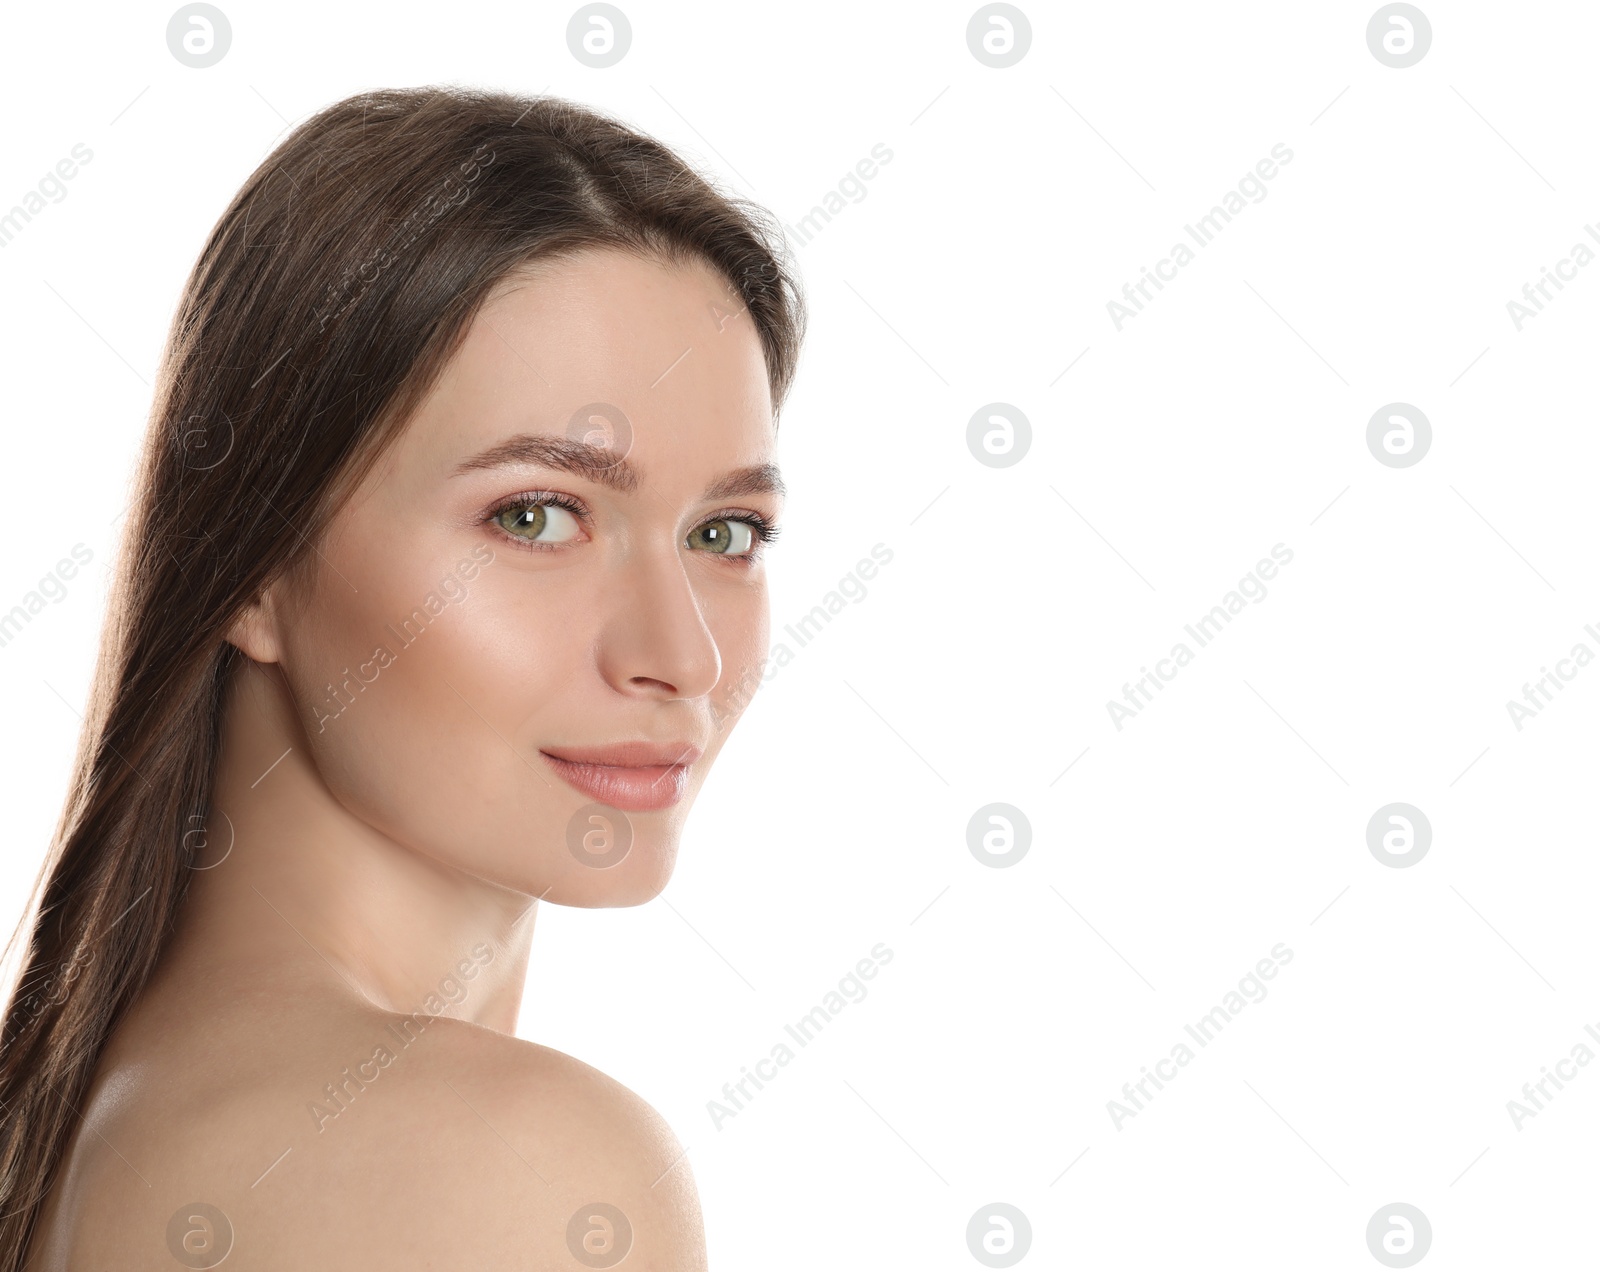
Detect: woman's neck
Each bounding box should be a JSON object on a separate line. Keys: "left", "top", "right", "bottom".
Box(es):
{"left": 165, "top": 658, "right": 538, "bottom": 1034}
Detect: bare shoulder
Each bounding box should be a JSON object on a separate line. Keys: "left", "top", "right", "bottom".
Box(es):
{"left": 34, "top": 1007, "right": 704, "bottom": 1270}
{"left": 387, "top": 1015, "right": 707, "bottom": 1268}
{"left": 422, "top": 1014, "right": 684, "bottom": 1152}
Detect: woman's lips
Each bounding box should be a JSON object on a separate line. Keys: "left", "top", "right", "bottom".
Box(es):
{"left": 539, "top": 748, "right": 696, "bottom": 812}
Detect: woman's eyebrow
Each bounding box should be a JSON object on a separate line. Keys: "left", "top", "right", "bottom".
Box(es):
{"left": 452, "top": 433, "right": 640, "bottom": 492}
{"left": 451, "top": 433, "right": 784, "bottom": 501}
{"left": 701, "top": 462, "right": 785, "bottom": 501}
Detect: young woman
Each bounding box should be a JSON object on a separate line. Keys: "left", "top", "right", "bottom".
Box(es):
{"left": 0, "top": 84, "right": 805, "bottom": 1268}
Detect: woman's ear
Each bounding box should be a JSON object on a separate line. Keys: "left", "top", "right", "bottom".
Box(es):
{"left": 225, "top": 586, "right": 285, "bottom": 665}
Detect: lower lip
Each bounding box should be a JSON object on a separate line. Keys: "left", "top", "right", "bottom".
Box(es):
{"left": 540, "top": 754, "right": 689, "bottom": 812}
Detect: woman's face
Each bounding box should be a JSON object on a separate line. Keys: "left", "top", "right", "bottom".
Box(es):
{"left": 264, "top": 248, "right": 781, "bottom": 906}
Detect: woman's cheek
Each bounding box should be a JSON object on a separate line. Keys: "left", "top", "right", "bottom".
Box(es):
{"left": 300, "top": 621, "right": 524, "bottom": 860}
{"left": 732, "top": 590, "right": 770, "bottom": 687}
{"left": 706, "top": 579, "right": 770, "bottom": 741}
{"left": 280, "top": 570, "right": 476, "bottom": 814}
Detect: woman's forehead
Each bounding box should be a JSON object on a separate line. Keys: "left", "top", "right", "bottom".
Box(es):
{"left": 387, "top": 253, "right": 773, "bottom": 483}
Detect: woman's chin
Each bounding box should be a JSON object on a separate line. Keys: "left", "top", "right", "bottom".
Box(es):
{"left": 535, "top": 837, "right": 681, "bottom": 908}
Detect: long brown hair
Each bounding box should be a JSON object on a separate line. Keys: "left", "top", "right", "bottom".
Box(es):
{"left": 0, "top": 84, "right": 805, "bottom": 1261}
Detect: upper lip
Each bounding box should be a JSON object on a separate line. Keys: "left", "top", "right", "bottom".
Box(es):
{"left": 540, "top": 741, "right": 703, "bottom": 768}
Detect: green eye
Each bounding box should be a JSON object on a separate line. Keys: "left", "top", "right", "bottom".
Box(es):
{"left": 494, "top": 501, "right": 581, "bottom": 544}
{"left": 688, "top": 519, "right": 755, "bottom": 555}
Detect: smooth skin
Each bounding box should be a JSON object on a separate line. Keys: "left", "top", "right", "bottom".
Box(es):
{"left": 27, "top": 248, "right": 782, "bottom": 1269}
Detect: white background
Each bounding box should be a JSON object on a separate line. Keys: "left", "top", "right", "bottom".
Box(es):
{"left": 3, "top": 0, "right": 1597, "bottom": 1267}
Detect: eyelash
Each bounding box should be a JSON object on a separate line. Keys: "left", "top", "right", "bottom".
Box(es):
{"left": 484, "top": 490, "right": 782, "bottom": 561}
